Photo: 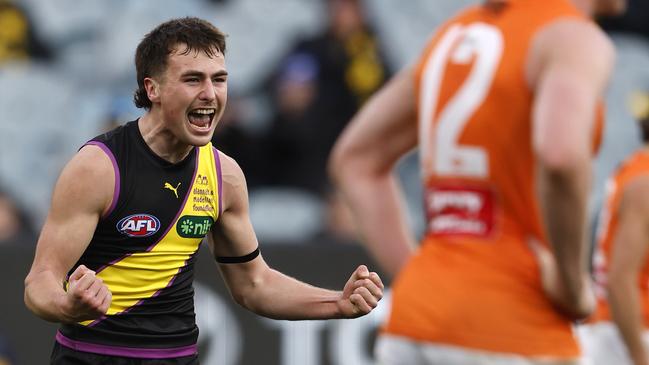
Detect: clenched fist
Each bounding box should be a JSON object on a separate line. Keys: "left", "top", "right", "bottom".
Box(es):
{"left": 337, "top": 265, "right": 384, "bottom": 318}
{"left": 60, "top": 265, "right": 112, "bottom": 323}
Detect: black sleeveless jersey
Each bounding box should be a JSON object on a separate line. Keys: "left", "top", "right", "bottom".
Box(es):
{"left": 56, "top": 120, "right": 222, "bottom": 359}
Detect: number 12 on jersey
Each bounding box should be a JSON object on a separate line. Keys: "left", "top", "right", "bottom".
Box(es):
{"left": 419, "top": 22, "right": 503, "bottom": 179}
{"left": 419, "top": 23, "right": 504, "bottom": 237}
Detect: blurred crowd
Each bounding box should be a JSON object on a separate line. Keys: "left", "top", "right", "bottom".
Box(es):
{"left": 0, "top": 0, "right": 403, "bottom": 248}
{"left": 0, "top": 0, "right": 648, "bottom": 249}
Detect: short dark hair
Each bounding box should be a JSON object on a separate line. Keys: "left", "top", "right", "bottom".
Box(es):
{"left": 133, "top": 17, "right": 227, "bottom": 109}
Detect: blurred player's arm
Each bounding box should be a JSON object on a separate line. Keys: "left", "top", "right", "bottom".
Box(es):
{"left": 607, "top": 175, "right": 649, "bottom": 365}
{"left": 209, "top": 153, "right": 383, "bottom": 319}
{"left": 328, "top": 67, "right": 418, "bottom": 278}
{"left": 530, "top": 19, "right": 614, "bottom": 319}
{"left": 24, "top": 146, "right": 113, "bottom": 323}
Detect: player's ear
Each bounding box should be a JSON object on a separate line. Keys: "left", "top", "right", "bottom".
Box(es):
{"left": 144, "top": 77, "right": 161, "bottom": 103}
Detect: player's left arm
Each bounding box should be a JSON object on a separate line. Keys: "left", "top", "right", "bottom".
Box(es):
{"left": 607, "top": 175, "right": 649, "bottom": 365}
{"left": 208, "top": 152, "right": 383, "bottom": 320}
{"left": 529, "top": 19, "right": 615, "bottom": 320}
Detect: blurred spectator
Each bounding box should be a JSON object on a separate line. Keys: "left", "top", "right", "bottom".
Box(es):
{"left": 598, "top": 0, "right": 649, "bottom": 40}
{"left": 629, "top": 90, "right": 649, "bottom": 124}
{"left": 262, "top": 0, "right": 391, "bottom": 195}
{"left": 0, "top": 0, "right": 52, "bottom": 64}
{"left": 211, "top": 93, "right": 268, "bottom": 189}
{"left": 263, "top": 54, "right": 319, "bottom": 189}
{"left": 0, "top": 188, "right": 36, "bottom": 246}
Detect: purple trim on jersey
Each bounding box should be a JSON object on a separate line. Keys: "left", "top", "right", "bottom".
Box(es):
{"left": 86, "top": 314, "right": 106, "bottom": 327}
{"left": 56, "top": 331, "right": 197, "bottom": 359}
{"left": 151, "top": 253, "right": 195, "bottom": 300}
{"left": 85, "top": 141, "right": 120, "bottom": 218}
{"left": 88, "top": 149, "right": 201, "bottom": 326}
{"left": 87, "top": 253, "right": 196, "bottom": 327}
{"left": 212, "top": 146, "right": 223, "bottom": 218}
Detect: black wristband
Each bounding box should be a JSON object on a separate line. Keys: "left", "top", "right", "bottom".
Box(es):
{"left": 215, "top": 247, "right": 260, "bottom": 264}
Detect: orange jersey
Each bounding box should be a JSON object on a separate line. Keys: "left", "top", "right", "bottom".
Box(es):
{"left": 385, "top": 0, "right": 603, "bottom": 358}
{"left": 592, "top": 150, "right": 649, "bottom": 326}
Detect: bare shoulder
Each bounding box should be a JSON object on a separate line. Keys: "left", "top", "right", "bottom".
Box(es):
{"left": 216, "top": 150, "right": 246, "bottom": 189}
{"left": 539, "top": 17, "right": 614, "bottom": 51}
{"left": 70, "top": 144, "right": 115, "bottom": 175}
{"left": 64, "top": 145, "right": 115, "bottom": 186}
{"left": 539, "top": 17, "right": 614, "bottom": 57}
{"left": 528, "top": 17, "right": 615, "bottom": 86}
{"left": 215, "top": 150, "right": 248, "bottom": 212}
{"left": 53, "top": 144, "right": 115, "bottom": 215}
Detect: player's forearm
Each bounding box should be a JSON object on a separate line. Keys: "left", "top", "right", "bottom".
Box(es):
{"left": 608, "top": 274, "right": 649, "bottom": 365}
{"left": 24, "top": 270, "right": 71, "bottom": 323}
{"left": 537, "top": 160, "right": 591, "bottom": 301}
{"left": 234, "top": 268, "right": 343, "bottom": 320}
{"left": 336, "top": 172, "right": 415, "bottom": 278}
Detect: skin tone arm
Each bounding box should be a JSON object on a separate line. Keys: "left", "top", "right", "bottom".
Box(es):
{"left": 607, "top": 175, "right": 649, "bottom": 365}
{"left": 328, "top": 68, "right": 419, "bottom": 278}
{"left": 210, "top": 153, "right": 384, "bottom": 320}
{"left": 24, "top": 146, "right": 113, "bottom": 323}
{"left": 528, "top": 19, "right": 615, "bottom": 319}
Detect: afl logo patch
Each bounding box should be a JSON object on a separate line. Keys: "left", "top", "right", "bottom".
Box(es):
{"left": 116, "top": 214, "right": 161, "bottom": 237}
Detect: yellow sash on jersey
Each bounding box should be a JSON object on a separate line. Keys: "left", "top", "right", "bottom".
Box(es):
{"left": 80, "top": 144, "right": 220, "bottom": 325}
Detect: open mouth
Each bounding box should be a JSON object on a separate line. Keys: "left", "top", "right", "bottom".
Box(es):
{"left": 187, "top": 108, "right": 216, "bottom": 130}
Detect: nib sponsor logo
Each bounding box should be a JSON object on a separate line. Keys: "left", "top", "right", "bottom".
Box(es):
{"left": 116, "top": 214, "right": 161, "bottom": 237}
{"left": 177, "top": 215, "right": 214, "bottom": 238}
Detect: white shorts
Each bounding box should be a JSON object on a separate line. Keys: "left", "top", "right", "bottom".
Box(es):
{"left": 375, "top": 334, "right": 582, "bottom": 365}
{"left": 577, "top": 322, "right": 649, "bottom": 365}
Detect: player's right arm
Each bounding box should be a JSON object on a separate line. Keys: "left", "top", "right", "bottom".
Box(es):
{"left": 528, "top": 18, "right": 615, "bottom": 319}
{"left": 24, "top": 145, "right": 113, "bottom": 323}
{"left": 328, "top": 66, "right": 419, "bottom": 278}
{"left": 607, "top": 175, "right": 649, "bottom": 365}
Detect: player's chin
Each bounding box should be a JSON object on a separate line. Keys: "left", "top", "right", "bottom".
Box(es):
{"left": 184, "top": 124, "right": 216, "bottom": 146}
{"left": 184, "top": 132, "right": 214, "bottom": 147}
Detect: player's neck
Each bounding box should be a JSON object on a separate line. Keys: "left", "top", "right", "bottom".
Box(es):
{"left": 571, "top": 0, "right": 595, "bottom": 16}
{"left": 138, "top": 113, "right": 194, "bottom": 164}
{"left": 485, "top": 0, "right": 596, "bottom": 15}
{"left": 483, "top": 0, "right": 507, "bottom": 12}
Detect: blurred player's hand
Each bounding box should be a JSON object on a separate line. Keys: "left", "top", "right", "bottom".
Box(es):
{"left": 528, "top": 238, "right": 595, "bottom": 321}
{"left": 337, "top": 265, "right": 384, "bottom": 318}
{"left": 60, "top": 265, "right": 112, "bottom": 323}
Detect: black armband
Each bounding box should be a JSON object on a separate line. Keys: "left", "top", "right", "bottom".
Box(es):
{"left": 216, "top": 247, "right": 260, "bottom": 264}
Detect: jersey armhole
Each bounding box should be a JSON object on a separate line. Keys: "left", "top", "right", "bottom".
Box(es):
{"left": 83, "top": 141, "right": 121, "bottom": 219}
{"left": 212, "top": 146, "right": 224, "bottom": 219}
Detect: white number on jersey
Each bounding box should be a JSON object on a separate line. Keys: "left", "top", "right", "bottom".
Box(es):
{"left": 419, "top": 23, "right": 504, "bottom": 179}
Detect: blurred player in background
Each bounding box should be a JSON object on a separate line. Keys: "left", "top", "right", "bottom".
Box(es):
{"left": 330, "top": 0, "right": 624, "bottom": 363}
{"left": 24, "top": 17, "right": 383, "bottom": 364}
{"left": 581, "top": 92, "right": 649, "bottom": 365}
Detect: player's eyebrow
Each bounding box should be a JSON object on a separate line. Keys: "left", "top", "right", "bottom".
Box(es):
{"left": 180, "top": 70, "right": 228, "bottom": 78}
